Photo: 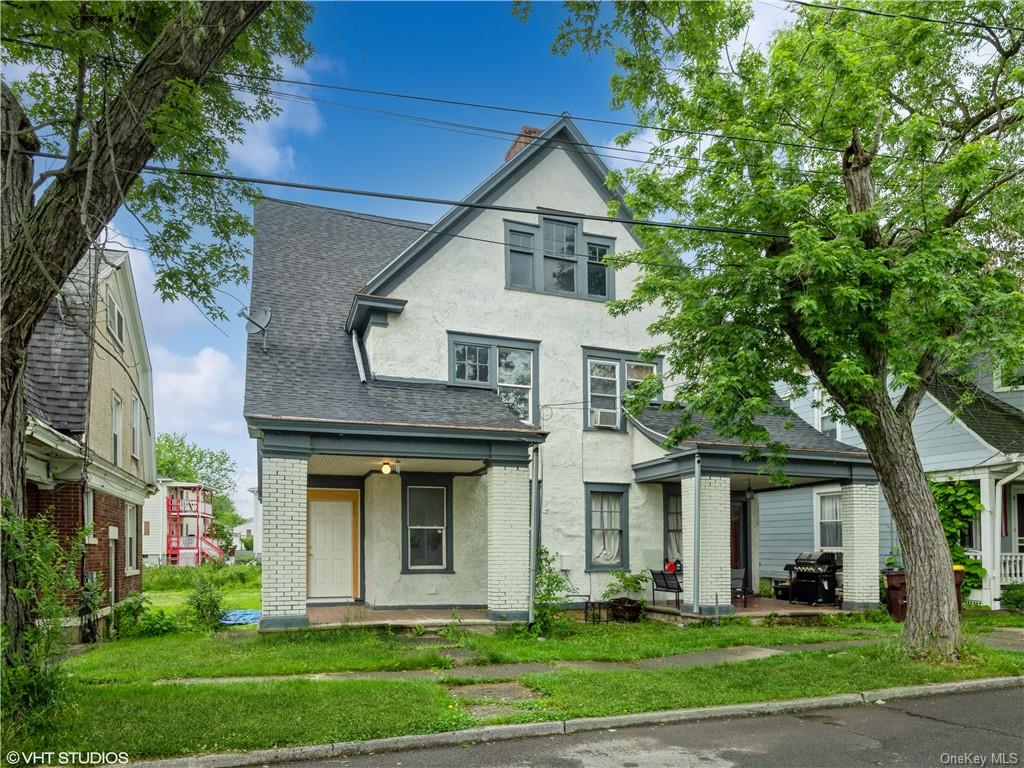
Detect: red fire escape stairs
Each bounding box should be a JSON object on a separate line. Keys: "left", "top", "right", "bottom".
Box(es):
{"left": 165, "top": 489, "right": 224, "bottom": 565}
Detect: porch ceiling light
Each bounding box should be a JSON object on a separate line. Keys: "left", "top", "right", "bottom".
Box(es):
{"left": 381, "top": 462, "right": 392, "bottom": 475}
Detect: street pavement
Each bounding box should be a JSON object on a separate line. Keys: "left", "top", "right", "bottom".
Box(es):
{"left": 288, "top": 688, "right": 1023, "bottom": 768}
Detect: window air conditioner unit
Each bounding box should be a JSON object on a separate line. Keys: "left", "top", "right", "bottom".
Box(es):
{"left": 591, "top": 409, "right": 619, "bottom": 429}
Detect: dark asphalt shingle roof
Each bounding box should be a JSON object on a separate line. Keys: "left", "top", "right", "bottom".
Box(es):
{"left": 928, "top": 374, "right": 1024, "bottom": 455}
{"left": 634, "top": 399, "right": 867, "bottom": 456}
{"left": 25, "top": 258, "right": 93, "bottom": 437}
{"left": 244, "top": 198, "right": 541, "bottom": 433}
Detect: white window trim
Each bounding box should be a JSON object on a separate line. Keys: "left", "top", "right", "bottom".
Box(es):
{"left": 813, "top": 386, "right": 843, "bottom": 442}
{"left": 588, "top": 358, "right": 621, "bottom": 430}
{"left": 125, "top": 502, "right": 139, "bottom": 575}
{"left": 106, "top": 285, "right": 125, "bottom": 347}
{"left": 130, "top": 396, "right": 140, "bottom": 459}
{"left": 111, "top": 391, "right": 123, "bottom": 468}
{"left": 813, "top": 484, "right": 844, "bottom": 553}
{"left": 83, "top": 488, "right": 97, "bottom": 544}
{"left": 406, "top": 485, "right": 447, "bottom": 570}
{"left": 994, "top": 365, "right": 1024, "bottom": 393}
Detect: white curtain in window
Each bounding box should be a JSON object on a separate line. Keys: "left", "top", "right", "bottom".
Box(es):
{"left": 666, "top": 495, "right": 683, "bottom": 562}
{"left": 591, "top": 492, "right": 622, "bottom": 565}
{"left": 819, "top": 493, "right": 843, "bottom": 549}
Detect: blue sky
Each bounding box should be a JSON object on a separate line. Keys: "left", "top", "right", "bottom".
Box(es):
{"left": 113, "top": 1, "right": 789, "bottom": 518}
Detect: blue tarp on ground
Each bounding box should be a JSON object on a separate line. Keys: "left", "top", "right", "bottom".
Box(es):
{"left": 220, "top": 609, "right": 261, "bottom": 625}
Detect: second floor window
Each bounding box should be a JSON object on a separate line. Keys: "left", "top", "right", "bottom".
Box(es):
{"left": 130, "top": 396, "right": 140, "bottom": 458}
{"left": 450, "top": 334, "right": 538, "bottom": 423}
{"left": 584, "top": 349, "right": 661, "bottom": 431}
{"left": 814, "top": 386, "right": 842, "bottom": 441}
{"left": 106, "top": 285, "right": 125, "bottom": 346}
{"left": 588, "top": 360, "right": 620, "bottom": 429}
{"left": 111, "top": 392, "right": 123, "bottom": 467}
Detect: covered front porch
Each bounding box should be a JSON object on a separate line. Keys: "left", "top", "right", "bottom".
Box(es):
{"left": 253, "top": 416, "right": 544, "bottom": 630}
{"left": 633, "top": 442, "right": 880, "bottom": 616}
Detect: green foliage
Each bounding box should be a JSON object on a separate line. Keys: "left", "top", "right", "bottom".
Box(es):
{"left": 185, "top": 575, "right": 224, "bottom": 631}
{"left": 144, "top": 562, "right": 261, "bottom": 592}
{"left": 1, "top": 3, "right": 313, "bottom": 321}
{"left": 532, "top": 546, "right": 572, "bottom": 636}
{"left": 600, "top": 570, "right": 651, "bottom": 602}
{"left": 110, "top": 592, "right": 150, "bottom": 638}
{"left": 240, "top": 535, "right": 254, "bottom": 552}
{"left": 1001, "top": 583, "right": 1024, "bottom": 614}
{"left": 541, "top": 1, "right": 1024, "bottom": 472}
{"left": 758, "top": 578, "right": 773, "bottom": 598}
{"left": 0, "top": 502, "right": 87, "bottom": 719}
{"left": 932, "top": 480, "right": 986, "bottom": 595}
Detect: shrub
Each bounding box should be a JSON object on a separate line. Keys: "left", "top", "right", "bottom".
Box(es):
{"left": 758, "top": 578, "right": 773, "bottom": 598}
{"left": 185, "top": 574, "right": 224, "bottom": 631}
{"left": 932, "top": 480, "right": 986, "bottom": 596}
{"left": 134, "top": 608, "right": 181, "bottom": 636}
{"left": 1001, "top": 583, "right": 1024, "bottom": 613}
{"left": 533, "top": 546, "right": 571, "bottom": 636}
{"left": 0, "top": 502, "right": 87, "bottom": 720}
{"left": 601, "top": 570, "right": 651, "bottom": 603}
{"left": 110, "top": 592, "right": 150, "bottom": 638}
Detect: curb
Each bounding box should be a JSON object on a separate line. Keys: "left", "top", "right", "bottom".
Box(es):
{"left": 134, "top": 675, "right": 1023, "bottom": 767}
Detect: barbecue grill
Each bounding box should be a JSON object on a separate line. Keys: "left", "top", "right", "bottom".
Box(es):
{"left": 784, "top": 551, "right": 842, "bottom": 605}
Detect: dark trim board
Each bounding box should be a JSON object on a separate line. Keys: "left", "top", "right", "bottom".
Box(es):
{"left": 632, "top": 446, "right": 877, "bottom": 484}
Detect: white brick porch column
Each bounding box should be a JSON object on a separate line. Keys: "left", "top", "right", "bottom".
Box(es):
{"left": 486, "top": 464, "right": 531, "bottom": 621}
{"left": 260, "top": 456, "right": 309, "bottom": 629}
{"left": 841, "top": 483, "right": 880, "bottom": 610}
{"left": 679, "top": 473, "right": 732, "bottom": 615}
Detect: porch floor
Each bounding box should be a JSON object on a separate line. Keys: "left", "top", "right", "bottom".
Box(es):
{"left": 651, "top": 596, "right": 845, "bottom": 619}
{"left": 307, "top": 604, "right": 492, "bottom": 628}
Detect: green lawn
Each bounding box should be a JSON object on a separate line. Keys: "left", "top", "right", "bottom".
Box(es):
{"left": 461, "top": 619, "right": 885, "bottom": 664}
{"left": 144, "top": 587, "right": 261, "bottom": 611}
{"left": 68, "top": 627, "right": 451, "bottom": 683}
{"left": 9, "top": 679, "right": 473, "bottom": 758}
{"left": 516, "top": 642, "right": 1024, "bottom": 719}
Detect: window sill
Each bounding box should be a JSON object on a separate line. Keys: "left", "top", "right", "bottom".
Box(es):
{"left": 125, "top": 567, "right": 140, "bottom": 577}
{"left": 585, "top": 565, "right": 627, "bottom": 574}
{"left": 400, "top": 568, "right": 454, "bottom": 575}
{"left": 504, "top": 285, "right": 612, "bottom": 304}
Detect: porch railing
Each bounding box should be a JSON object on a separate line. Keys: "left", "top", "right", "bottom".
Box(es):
{"left": 1001, "top": 553, "right": 1024, "bottom": 585}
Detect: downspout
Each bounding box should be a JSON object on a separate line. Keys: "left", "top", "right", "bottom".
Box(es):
{"left": 351, "top": 331, "right": 367, "bottom": 383}
{"left": 692, "top": 453, "right": 702, "bottom": 613}
{"left": 995, "top": 461, "right": 1024, "bottom": 605}
{"left": 528, "top": 443, "right": 540, "bottom": 624}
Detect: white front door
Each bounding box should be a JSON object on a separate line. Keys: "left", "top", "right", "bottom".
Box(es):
{"left": 308, "top": 499, "right": 355, "bottom": 599}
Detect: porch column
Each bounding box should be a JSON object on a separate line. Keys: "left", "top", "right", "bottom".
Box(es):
{"left": 979, "top": 474, "right": 998, "bottom": 608}
{"left": 486, "top": 464, "right": 531, "bottom": 621}
{"left": 679, "top": 472, "right": 732, "bottom": 615}
{"left": 841, "top": 483, "right": 880, "bottom": 610}
{"left": 260, "top": 456, "right": 309, "bottom": 629}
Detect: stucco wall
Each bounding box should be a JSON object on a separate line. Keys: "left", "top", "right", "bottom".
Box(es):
{"left": 363, "top": 143, "right": 673, "bottom": 600}
{"left": 363, "top": 472, "right": 488, "bottom": 607}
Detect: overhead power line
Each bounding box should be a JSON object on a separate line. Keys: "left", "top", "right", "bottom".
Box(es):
{"left": 20, "top": 148, "right": 791, "bottom": 240}
{"left": 783, "top": 0, "right": 1024, "bottom": 33}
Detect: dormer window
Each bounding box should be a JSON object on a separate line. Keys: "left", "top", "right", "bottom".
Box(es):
{"left": 814, "top": 385, "right": 843, "bottom": 441}
{"left": 505, "top": 217, "right": 614, "bottom": 301}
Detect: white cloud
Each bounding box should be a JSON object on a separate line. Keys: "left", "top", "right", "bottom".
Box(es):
{"left": 229, "top": 56, "right": 327, "bottom": 176}
{"left": 151, "top": 345, "right": 245, "bottom": 439}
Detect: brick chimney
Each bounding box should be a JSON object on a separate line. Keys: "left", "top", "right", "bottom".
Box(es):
{"left": 505, "top": 125, "right": 543, "bottom": 162}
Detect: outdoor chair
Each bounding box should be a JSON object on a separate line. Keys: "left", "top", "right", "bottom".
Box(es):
{"left": 731, "top": 568, "right": 751, "bottom": 607}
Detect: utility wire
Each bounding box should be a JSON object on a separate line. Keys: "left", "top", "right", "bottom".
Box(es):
{"left": 783, "top": 0, "right": 1024, "bottom": 33}
{"left": 19, "top": 148, "right": 791, "bottom": 239}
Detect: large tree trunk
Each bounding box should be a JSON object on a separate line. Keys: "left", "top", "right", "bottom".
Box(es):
{"left": 1, "top": 80, "right": 37, "bottom": 670}
{"left": 1, "top": 0, "right": 268, "bottom": 693}
{"left": 859, "top": 391, "right": 961, "bottom": 658}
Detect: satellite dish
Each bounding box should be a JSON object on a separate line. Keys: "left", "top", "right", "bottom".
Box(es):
{"left": 237, "top": 307, "right": 272, "bottom": 352}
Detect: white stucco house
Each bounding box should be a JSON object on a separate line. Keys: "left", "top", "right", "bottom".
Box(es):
{"left": 776, "top": 370, "right": 1024, "bottom": 608}
{"left": 244, "top": 115, "right": 883, "bottom": 630}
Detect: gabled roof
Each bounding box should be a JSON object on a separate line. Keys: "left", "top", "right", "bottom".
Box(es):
{"left": 928, "top": 374, "right": 1024, "bottom": 456}
{"left": 361, "top": 114, "right": 629, "bottom": 298}
{"left": 633, "top": 401, "right": 868, "bottom": 457}
{"left": 243, "top": 198, "right": 541, "bottom": 435}
{"left": 25, "top": 254, "right": 96, "bottom": 436}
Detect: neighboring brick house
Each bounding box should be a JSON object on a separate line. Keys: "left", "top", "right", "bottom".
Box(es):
{"left": 24, "top": 249, "right": 157, "bottom": 632}
{"left": 245, "top": 115, "right": 881, "bottom": 629}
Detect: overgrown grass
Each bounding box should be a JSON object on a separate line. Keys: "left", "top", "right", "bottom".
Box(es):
{"left": 6, "top": 679, "right": 473, "bottom": 758}
{"left": 67, "top": 627, "right": 450, "bottom": 683}
{"left": 461, "top": 619, "right": 880, "bottom": 664}
{"left": 145, "top": 587, "right": 260, "bottom": 612}
{"left": 961, "top": 610, "right": 1024, "bottom": 632}
{"left": 143, "top": 562, "right": 261, "bottom": 591}
{"left": 517, "top": 642, "right": 1024, "bottom": 719}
